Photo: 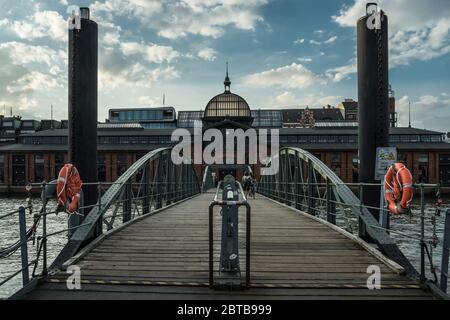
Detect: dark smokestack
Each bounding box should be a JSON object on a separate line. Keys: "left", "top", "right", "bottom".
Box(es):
{"left": 357, "top": 3, "right": 389, "bottom": 239}
{"left": 68, "top": 7, "right": 98, "bottom": 219}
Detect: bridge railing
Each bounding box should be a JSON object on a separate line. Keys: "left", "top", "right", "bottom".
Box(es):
{"left": 258, "top": 147, "right": 450, "bottom": 295}
{"left": 0, "top": 147, "right": 200, "bottom": 298}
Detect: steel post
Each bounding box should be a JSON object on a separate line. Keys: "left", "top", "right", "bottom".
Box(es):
{"left": 420, "top": 184, "right": 426, "bottom": 281}
{"left": 326, "top": 179, "right": 336, "bottom": 224}
{"left": 307, "top": 160, "right": 314, "bottom": 215}
{"left": 143, "top": 163, "right": 150, "bottom": 215}
{"left": 440, "top": 209, "right": 450, "bottom": 293}
{"left": 123, "top": 180, "right": 132, "bottom": 223}
{"left": 18, "top": 207, "right": 29, "bottom": 286}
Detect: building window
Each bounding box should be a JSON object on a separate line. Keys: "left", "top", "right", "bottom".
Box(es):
{"left": 332, "top": 165, "right": 341, "bottom": 177}
{"left": 419, "top": 153, "right": 428, "bottom": 163}
{"left": 35, "top": 154, "right": 45, "bottom": 183}
{"left": 98, "top": 154, "right": 106, "bottom": 182}
{"left": 331, "top": 153, "right": 341, "bottom": 163}
{"left": 12, "top": 155, "right": 26, "bottom": 186}
{"left": 352, "top": 154, "right": 359, "bottom": 183}
{"left": 54, "top": 153, "right": 65, "bottom": 178}
{"left": 117, "top": 154, "right": 128, "bottom": 177}
{"left": 418, "top": 153, "right": 429, "bottom": 183}
{"left": 0, "top": 155, "right": 4, "bottom": 184}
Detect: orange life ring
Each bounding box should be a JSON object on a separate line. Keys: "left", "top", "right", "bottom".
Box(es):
{"left": 57, "top": 164, "right": 83, "bottom": 214}
{"left": 384, "top": 162, "right": 413, "bottom": 215}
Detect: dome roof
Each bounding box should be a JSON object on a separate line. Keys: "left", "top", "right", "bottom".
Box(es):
{"left": 204, "top": 63, "right": 251, "bottom": 118}
{"left": 204, "top": 92, "right": 251, "bottom": 118}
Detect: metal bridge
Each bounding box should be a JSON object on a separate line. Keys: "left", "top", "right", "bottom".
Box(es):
{"left": 1, "top": 147, "right": 449, "bottom": 300}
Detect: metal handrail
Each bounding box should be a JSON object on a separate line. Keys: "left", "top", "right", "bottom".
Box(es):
{"left": 1, "top": 147, "right": 201, "bottom": 298}
{"left": 258, "top": 146, "right": 449, "bottom": 295}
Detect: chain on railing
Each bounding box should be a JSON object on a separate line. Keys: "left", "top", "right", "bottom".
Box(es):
{"left": 0, "top": 147, "right": 201, "bottom": 297}
{"left": 258, "top": 147, "right": 450, "bottom": 294}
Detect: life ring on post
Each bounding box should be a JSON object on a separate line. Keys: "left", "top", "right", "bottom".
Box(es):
{"left": 384, "top": 162, "right": 413, "bottom": 215}
{"left": 56, "top": 164, "right": 83, "bottom": 214}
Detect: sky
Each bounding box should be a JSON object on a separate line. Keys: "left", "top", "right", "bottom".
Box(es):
{"left": 0, "top": 0, "right": 449, "bottom": 132}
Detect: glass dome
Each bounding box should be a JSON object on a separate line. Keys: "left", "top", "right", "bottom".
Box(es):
{"left": 204, "top": 92, "right": 251, "bottom": 118}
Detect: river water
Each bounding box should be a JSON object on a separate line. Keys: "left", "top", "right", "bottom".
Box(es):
{"left": 0, "top": 196, "right": 449, "bottom": 299}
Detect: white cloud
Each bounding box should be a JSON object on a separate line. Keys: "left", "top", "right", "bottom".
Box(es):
{"left": 137, "top": 96, "right": 162, "bottom": 106}
{"left": 243, "top": 63, "right": 325, "bottom": 89}
{"left": 197, "top": 47, "right": 218, "bottom": 61}
{"left": 396, "top": 95, "right": 450, "bottom": 131}
{"left": 0, "top": 42, "right": 65, "bottom": 70}
{"left": 293, "top": 38, "right": 305, "bottom": 45}
{"left": 9, "top": 11, "right": 67, "bottom": 43}
{"left": 325, "top": 60, "right": 357, "bottom": 82}
{"left": 91, "top": 0, "right": 267, "bottom": 39}
{"left": 99, "top": 63, "right": 180, "bottom": 90}
{"left": 273, "top": 91, "right": 343, "bottom": 108}
{"left": 274, "top": 91, "right": 298, "bottom": 106}
{"left": 333, "top": 0, "right": 450, "bottom": 67}
{"left": 308, "top": 35, "right": 338, "bottom": 46}
{"left": 120, "top": 42, "right": 180, "bottom": 63}
{"left": 297, "top": 57, "right": 312, "bottom": 62}
{"left": 6, "top": 71, "right": 61, "bottom": 94}
{"left": 324, "top": 35, "right": 338, "bottom": 44}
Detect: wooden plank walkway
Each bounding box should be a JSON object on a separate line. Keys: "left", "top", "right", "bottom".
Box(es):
{"left": 22, "top": 193, "right": 434, "bottom": 300}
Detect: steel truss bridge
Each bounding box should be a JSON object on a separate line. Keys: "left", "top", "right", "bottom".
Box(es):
{"left": 1, "top": 147, "right": 449, "bottom": 300}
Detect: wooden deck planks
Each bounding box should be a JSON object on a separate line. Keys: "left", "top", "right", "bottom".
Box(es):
{"left": 22, "top": 193, "right": 434, "bottom": 300}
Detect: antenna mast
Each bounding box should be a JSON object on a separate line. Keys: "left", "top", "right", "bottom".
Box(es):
{"left": 408, "top": 100, "right": 411, "bottom": 128}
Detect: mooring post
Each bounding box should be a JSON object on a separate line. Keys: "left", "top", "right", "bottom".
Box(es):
{"left": 68, "top": 7, "right": 99, "bottom": 240}
{"left": 357, "top": 4, "right": 389, "bottom": 241}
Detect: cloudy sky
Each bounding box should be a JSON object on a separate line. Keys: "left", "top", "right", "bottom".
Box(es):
{"left": 0, "top": 0, "right": 449, "bottom": 131}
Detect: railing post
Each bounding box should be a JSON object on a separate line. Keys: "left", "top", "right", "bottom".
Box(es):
{"left": 420, "top": 183, "right": 426, "bottom": 282}
{"left": 294, "top": 155, "right": 300, "bottom": 210}
{"left": 283, "top": 155, "right": 288, "bottom": 204}
{"left": 41, "top": 182, "right": 48, "bottom": 276}
{"left": 96, "top": 183, "right": 103, "bottom": 236}
{"left": 155, "top": 157, "right": 163, "bottom": 210}
{"left": 18, "top": 206, "right": 29, "bottom": 286}
{"left": 326, "top": 179, "right": 336, "bottom": 225}
{"left": 358, "top": 183, "right": 366, "bottom": 238}
{"left": 166, "top": 159, "right": 172, "bottom": 205}
{"left": 440, "top": 209, "right": 450, "bottom": 293}
{"left": 123, "top": 180, "right": 132, "bottom": 223}
{"left": 307, "top": 160, "right": 314, "bottom": 215}
{"left": 143, "top": 163, "right": 150, "bottom": 215}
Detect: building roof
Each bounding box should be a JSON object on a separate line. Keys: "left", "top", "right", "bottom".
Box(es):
{"left": 338, "top": 100, "right": 358, "bottom": 111}
{"left": 282, "top": 108, "right": 344, "bottom": 123}
{"left": 204, "top": 92, "right": 251, "bottom": 118}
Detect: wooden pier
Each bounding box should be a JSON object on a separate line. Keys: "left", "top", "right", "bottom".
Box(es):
{"left": 21, "top": 193, "right": 434, "bottom": 300}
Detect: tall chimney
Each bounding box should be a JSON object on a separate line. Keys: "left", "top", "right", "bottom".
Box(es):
{"left": 357, "top": 3, "right": 389, "bottom": 240}
{"left": 68, "top": 7, "right": 98, "bottom": 228}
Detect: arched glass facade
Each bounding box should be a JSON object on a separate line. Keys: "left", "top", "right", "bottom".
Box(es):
{"left": 204, "top": 93, "right": 251, "bottom": 118}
